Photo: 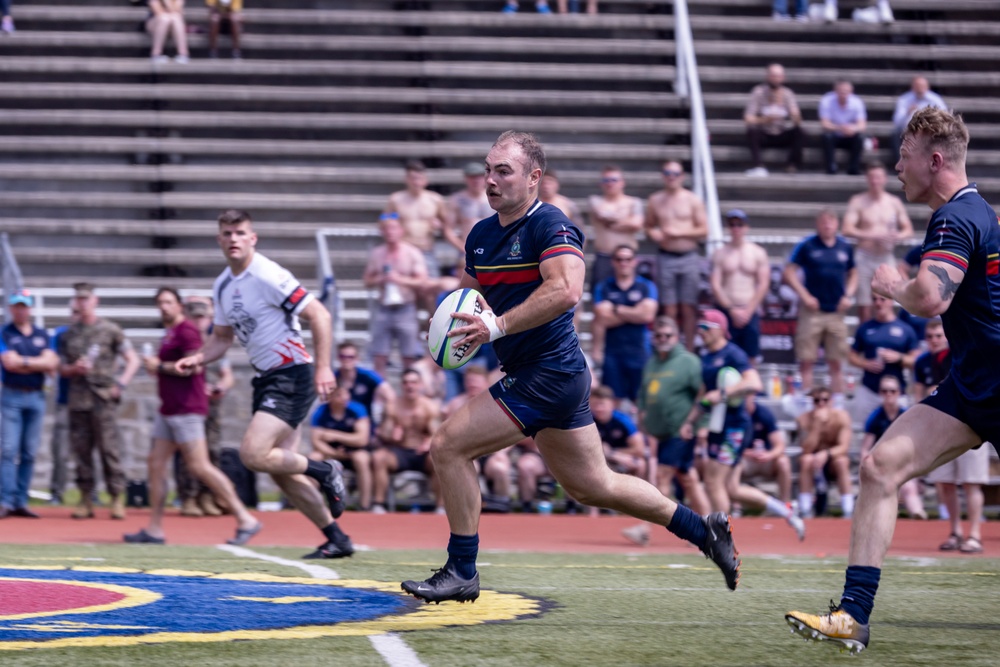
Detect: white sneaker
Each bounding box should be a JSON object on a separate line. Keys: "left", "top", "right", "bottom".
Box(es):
{"left": 794, "top": 13, "right": 810, "bottom": 23}
{"left": 772, "top": 11, "right": 791, "bottom": 21}
{"left": 787, "top": 513, "right": 807, "bottom": 541}
{"left": 151, "top": 55, "right": 170, "bottom": 64}
{"left": 877, "top": 1, "right": 894, "bottom": 23}
{"left": 823, "top": 2, "right": 837, "bottom": 23}
{"left": 744, "top": 166, "right": 769, "bottom": 177}
{"left": 370, "top": 504, "right": 387, "bottom": 515}
{"left": 621, "top": 524, "right": 650, "bottom": 546}
{"left": 173, "top": 55, "right": 189, "bottom": 64}
{"left": 1, "top": 16, "right": 14, "bottom": 34}
{"left": 852, "top": 6, "right": 880, "bottom": 23}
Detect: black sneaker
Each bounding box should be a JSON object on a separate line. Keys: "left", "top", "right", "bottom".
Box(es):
{"left": 401, "top": 563, "right": 480, "bottom": 604}
{"left": 302, "top": 535, "right": 354, "bottom": 559}
{"left": 318, "top": 460, "right": 347, "bottom": 519}
{"left": 702, "top": 512, "right": 741, "bottom": 591}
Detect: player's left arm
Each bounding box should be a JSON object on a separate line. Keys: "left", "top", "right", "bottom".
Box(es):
{"left": 499, "top": 253, "right": 584, "bottom": 336}
{"left": 299, "top": 299, "right": 335, "bottom": 399}
{"left": 877, "top": 259, "right": 965, "bottom": 318}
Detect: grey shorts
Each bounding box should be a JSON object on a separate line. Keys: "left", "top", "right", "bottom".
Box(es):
{"left": 152, "top": 413, "right": 207, "bottom": 444}
{"left": 855, "top": 248, "right": 895, "bottom": 307}
{"left": 589, "top": 252, "right": 613, "bottom": 296}
{"left": 656, "top": 250, "right": 700, "bottom": 306}
{"left": 926, "top": 443, "right": 992, "bottom": 485}
{"left": 370, "top": 302, "right": 423, "bottom": 360}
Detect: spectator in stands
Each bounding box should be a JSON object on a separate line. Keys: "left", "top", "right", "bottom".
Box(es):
{"left": 370, "top": 369, "right": 441, "bottom": 514}
{"left": 710, "top": 209, "right": 770, "bottom": 363}
{"left": 0, "top": 291, "right": 59, "bottom": 519}
{"left": 362, "top": 214, "right": 429, "bottom": 376}
{"left": 916, "top": 322, "right": 989, "bottom": 553}
{"left": 557, "top": 0, "right": 597, "bottom": 13}
{"left": 502, "top": 1, "right": 553, "bottom": 14}
{"left": 173, "top": 296, "right": 233, "bottom": 516}
{"left": 125, "top": 287, "right": 261, "bottom": 545}
{"left": 842, "top": 161, "right": 914, "bottom": 323}
{"left": 859, "top": 375, "right": 926, "bottom": 519}
{"left": 206, "top": 0, "right": 243, "bottom": 60}
{"left": 591, "top": 245, "right": 658, "bottom": 401}
{"left": 443, "top": 162, "right": 493, "bottom": 274}
{"left": 645, "top": 160, "right": 708, "bottom": 351}
{"left": 784, "top": 209, "right": 856, "bottom": 404}
{"left": 539, "top": 170, "right": 583, "bottom": 226}
{"left": 334, "top": 341, "right": 396, "bottom": 443}
{"left": 147, "top": 0, "right": 190, "bottom": 64}
{"left": 847, "top": 293, "right": 920, "bottom": 423}
{"left": 796, "top": 386, "right": 854, "bottom": 518}
{"left": 1, "top": 0, "right": 14, "bottom": 34}
{"left": 47, "top": 306, "right": 78, "bottom": 506}
{"left": 816, "top": 0, "right": 893, "bottom": 24}
{"left": 384, "top": 161, "right": 447, "bottom": 281}
{"left": 591, "top": 385, "right": 647, "bottom": 480}
{"left": 743, "top": 63, "right": 803, "bottom": 175}
{"left": 310, "top": 386, "right": 373, "bottom": 511}
{"left": 890, "top": 76, "right": 946, "bottom": 161}
{"left": 739, "top": 395, "right": 793, "bottom": 506}
{"left": 818, "top": 79, "right": 867, "bottom": 175}
{"left": 772, "top": 1, "right": 808, "bottom": 21}
{"left": 513, "top": 437, "right": 560, "bottom": 513}
{"left": 586, "top": 165, "right": 644, "bottom": 294}
{"left": 58, "top": 282, "right": 141, "bottom": 520}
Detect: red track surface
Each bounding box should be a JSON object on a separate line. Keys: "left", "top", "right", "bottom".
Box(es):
{"left": 2, "top": 507, "right": 997, "bottom": 558}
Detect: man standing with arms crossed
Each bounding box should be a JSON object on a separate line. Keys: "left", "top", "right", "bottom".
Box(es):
{"left": 787, "top": 108, "right": 1000, "bottom": 652}
{"left": 176, "top": 209, "right": 353, "bottom": 559}
{"left": 400, "top": 132, "right": 740, "bottom": 603}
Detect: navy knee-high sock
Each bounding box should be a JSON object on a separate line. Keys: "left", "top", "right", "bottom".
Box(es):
{"left": 446, "top": 533, "right": 479, "bottom": 579}
{"left": 665, "top": 504, "right": 708, "bottom": 551}
{"left": 840, "top": 565, "right": 881, "bottom": 625}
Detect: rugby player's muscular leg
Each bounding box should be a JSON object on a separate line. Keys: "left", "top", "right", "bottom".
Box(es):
{"left": 240, "top": 412, "right": 307, "bottom": 475}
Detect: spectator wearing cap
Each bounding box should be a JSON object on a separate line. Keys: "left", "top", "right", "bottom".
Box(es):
{"left": 743, "top": 63, "right": 803, "bottom": 176}
{"left": 818, "top": 79, "right": 867, "bottom": 175}
{"left": 1, "top": 291, "right": 59, "bottom": 518}
{"left": 57, "top": 282, "right": 141, "bottom": 520}
{"left": 783, "top": 208, "right": 856, "bottom": 403}
{"left": 586, "top": 164, "right": 644, "bottom": 297}
{"left": 709, "top": 209, "right": 770, "bottom": 363}
{"left": 443, "top": 162, "right": 493, "bottom": 275}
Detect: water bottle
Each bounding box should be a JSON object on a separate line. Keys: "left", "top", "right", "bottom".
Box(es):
{"left": 86, "top": 343, "right": 100, "bottom": 362}
{"left": 536, "top": 500, "right": 553, "bottom": 515}
{"left": 141, "top": 342, "right": 154, "bottom": 359}
{"left": 382, "top": 264, "right": 404, "bottom": 306}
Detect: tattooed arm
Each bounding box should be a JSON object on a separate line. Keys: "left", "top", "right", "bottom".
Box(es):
{"left": 882, "top": 259, "right": 965, "bottom": 318}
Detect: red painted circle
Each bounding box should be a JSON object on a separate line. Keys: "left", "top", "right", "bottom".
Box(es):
{"left": 0, "top": 580, "right": 125, "bottom": 616}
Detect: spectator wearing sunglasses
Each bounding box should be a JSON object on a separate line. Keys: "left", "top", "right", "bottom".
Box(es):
{"left": 796, "top": 386, "right": 854, "bottom": 518}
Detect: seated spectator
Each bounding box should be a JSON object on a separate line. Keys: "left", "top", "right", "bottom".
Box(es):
{"left": 591, "top": 385, "right": 647, "bottom": 481}
{"left": 796, "top": 386, "right": 854, "bottom": 518}
{"left": 739, "top": 395, "right": 793, "bottom": 506}
{"left": 772, "top": 1, "right": 807, "bottom": 21}
{"left": 309, "top": 386, "right": 373, "bottom": 511}
{"left": 513, "top": 438, "right": 551, "bottom": 512}
{"left": 539, "top": 170, "right": 583, "bottom": 226}
{"left": 890, "top": 76, "right": 946, "bottom": 161}
{"left": 206, "top": 0, "right": 243, "bottom": 60}
{"left": 334, "top": 341, "right": 396, "bottom": 443}
{"left": 502, "top": 1, "right": 553, "bottom": 13}
{"left": 818, "top": 79, "right": 867, "bottom": 175}
{"left": 743, "top": 63, "right": 803, "bottom": 176}
{"left": 1, "top": 0, "right": 14, "bottom": 34}
{"left": 556, "top": 0, "right": 598, "bottom": 14}
{"left": 147, "top": 0, "right": 189, "bottom": 64}
{"left": 815, "top": 0, "right": 893, "bottom": 24}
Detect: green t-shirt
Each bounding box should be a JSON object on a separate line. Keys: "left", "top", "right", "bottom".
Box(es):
{"left": 638, "top": 346, "right": 702, "bottom": 439}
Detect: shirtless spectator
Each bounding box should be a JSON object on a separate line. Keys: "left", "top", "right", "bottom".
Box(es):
{"left": 206, "top": 0, "right": 242, "bottom": 60}
{"left": 513, "top": 437, "right": 549, "bottom": 513}
{"left": 384, "top": 161, "right": 447, "bottom": 280}
{"left": 370, "top": 369, "right": 441, "bottom": 513}
{"left": 645, "top": 160, "right": 708, "bottom": 350}
{"left": 309, "top": 386, "right": 373, "bottom": 511}
{"left": 796, "top": 386, "right": 854, "bottom": 519}
{"left": 743, "top": 63, "right": 803, "bottom": 176}
{"left": 362, "top": 214, "right": 428, "bottom": 376}
{"left": 586, "top": 165, "right": 644, "bottom": 294}
{"left": 710, "top": 209, "right": 770, "bottom": 363}
{"left": 842, "top": 160, "right": 913, "bottom": 322}
{"left": 442, "top": 162, "right": 493, "bottom": 274}
{"left": 539, "top": 170, "right": 583, "bottom": 226}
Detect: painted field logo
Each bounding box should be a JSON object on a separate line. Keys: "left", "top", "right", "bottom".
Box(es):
{"left": 0, "top": 567, "right": 544, "bottom": 650}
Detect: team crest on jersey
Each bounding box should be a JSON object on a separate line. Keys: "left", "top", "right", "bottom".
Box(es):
{"left": 509, "top": 235, "right": 522, "bottom": 259}
{"left": 0, "top": 567, "right": 546, "bottom": 651}
{"left": 228, "top": 302, "right": 258, "bottom": 345}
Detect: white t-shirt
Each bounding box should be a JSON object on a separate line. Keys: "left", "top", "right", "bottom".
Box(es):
{"left": 213, "top": 252, "right": 314, "bottom": 372}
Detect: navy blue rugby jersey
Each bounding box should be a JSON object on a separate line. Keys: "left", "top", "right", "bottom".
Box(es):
{"left": 596, "top": 409, "right": 639, "bottom": 450}
{"left": 464, "top": 200, "right": 587, "bottom": 373}
{"left": 918, "top": 184, "right": 1000, "bottom": 402}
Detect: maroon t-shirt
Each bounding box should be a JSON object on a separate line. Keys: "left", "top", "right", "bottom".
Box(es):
{"left": 158, "top": 319, "right": 208, "bottom": 416}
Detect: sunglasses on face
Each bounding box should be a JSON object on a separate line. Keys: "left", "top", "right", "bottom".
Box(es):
{"left": 601, "top": 177, "right": 621, "bottom": 184}
{"left": 338, "top": 353, "right": 357, "bottom": 360}
{"left": 880, "top": 388, "right": 899, "bottom": 395}
{"left": 697, "top": 323, "right": 717, "bottom": 331}
{"left": 662, "top": 170, "right": 683, "bottom": 177}
{"left": 653, "top": 332, "right": 677, "bottom": 340}
{"left": 612, "top": 256, "right": 635, "bottom": 263}
{"left": 814, "top": 396, "right": 831, "bottom": 404}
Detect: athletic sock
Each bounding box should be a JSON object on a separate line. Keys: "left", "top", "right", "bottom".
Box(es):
{"left": 841, "top": 493, "right": 856, "bottom": 517}
{"left": 304, "top": 459, "right": 332, "bottom": 482}
{"left": 665, "top": 503, "right": 708, "bottom": 551}
{"left": 765, "top": 496, "right": 791, "bottom": 518}
{"left": 839, "top": 565, "right": 881, "bottom": 625}
{"left": 798, "top": 492, "right": 813, "bottom": 515}
{"left": 446, "top": 533, "right": 479, "bottom": 579}
{"left": 322, "top": 521, "right": 346, "bottom": 543}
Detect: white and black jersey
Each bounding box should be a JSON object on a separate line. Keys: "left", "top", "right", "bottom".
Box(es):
{"left": 213, "top": 252, "right": 314, "bottom": 372}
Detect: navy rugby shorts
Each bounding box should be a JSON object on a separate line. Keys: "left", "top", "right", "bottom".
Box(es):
{"left": 489, "top": 365, "right": 594, "bottom": 437}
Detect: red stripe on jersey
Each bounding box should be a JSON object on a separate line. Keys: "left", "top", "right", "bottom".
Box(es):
{"left": 922, "top": 251, "right": 969, "bottom": 271}
{"left": 540, "top": 245, "right": 585, "bottom": 261}
{"left": 477, "top": 267, "right": 542, "bottom": 285}
{"left": 987, "top": 259, "right": 999, "bottom": 276}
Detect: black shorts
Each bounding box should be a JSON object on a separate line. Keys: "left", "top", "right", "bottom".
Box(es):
{"left": 922, "top": 375, "right": 1000, "bottom": 454}
{"left": 390, "top": 446, "right": 430, "bottom": 473}
{"left": 251, "top": 364, "right": 316, "bottom": 429}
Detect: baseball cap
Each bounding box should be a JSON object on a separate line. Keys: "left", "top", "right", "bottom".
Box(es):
{"left": 8, "top": 291, "right": 33, "bottom": 307}
{"left": 698, "top": 308, "right": 730, "bottom": 338}
{"left": 462, "top": 162, "right": 485, "bottom": 177}
{"left": 724, "top": 209, "right": 748, "bottom": 222}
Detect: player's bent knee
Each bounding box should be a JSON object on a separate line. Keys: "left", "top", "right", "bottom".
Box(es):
{"left": 859, "top": 452, "right": 899, "bottom": 494}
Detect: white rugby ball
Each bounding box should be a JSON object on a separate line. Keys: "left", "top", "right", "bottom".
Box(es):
{"left": 428, "top": 288, "right": 484, "bottom": 370}
{"left": 717, "top": 366, "right": 744, "bottom": 407}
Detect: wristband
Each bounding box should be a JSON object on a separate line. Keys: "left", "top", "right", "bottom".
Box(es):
{"left": 158, "top": 362, "right": 166, "bottom": 374}
{"left": 479, "top": 310, "right": 506, "bottom": 342}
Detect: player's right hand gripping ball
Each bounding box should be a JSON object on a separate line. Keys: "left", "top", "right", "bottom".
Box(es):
{"left": 428, "top": 288, "right": 483, "bottom": 370}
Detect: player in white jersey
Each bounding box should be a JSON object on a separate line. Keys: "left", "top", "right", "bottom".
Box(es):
{"left": 177, "top": 210, "right": 354, "bottom": 559}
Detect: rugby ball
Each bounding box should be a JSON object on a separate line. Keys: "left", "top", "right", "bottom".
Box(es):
{"left": 428, "top": 288, "right": 484, "bottom": 370}
{"left": 717, "top": 366, "right": 744, "bottom": 407}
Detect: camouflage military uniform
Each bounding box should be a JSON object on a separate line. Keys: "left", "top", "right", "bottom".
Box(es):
{"left": 58, "top": 318, "right": 129, "bottom": 498}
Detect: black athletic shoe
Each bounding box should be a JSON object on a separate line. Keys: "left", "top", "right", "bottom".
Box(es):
{"left": 302, "top": 535, "right": 354, "bottom": 559}
{"left": 318, "top": 460, "right": 347, "bottom": 519}
{"left": 401, "top": 563, "right": 480, "bottom": 604}
{"left": 702, "top": 512, "right": 741, "bottom": 591}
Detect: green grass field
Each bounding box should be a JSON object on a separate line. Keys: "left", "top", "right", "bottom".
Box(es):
{"left": 1, "top": 543, "right": 997, "bottom": 666}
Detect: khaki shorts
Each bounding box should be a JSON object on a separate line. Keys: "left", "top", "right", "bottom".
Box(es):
{"left": 795, "top": 308, "right": 847, "bottom": 362}
{"left": 152, "top": 413, "right": 207, "bottom": 444}
{"left": 926, "top": 444, "right": 992, "bottom": 485}
{"left": 855, "top": 249, "right": 895, "bottom": 307}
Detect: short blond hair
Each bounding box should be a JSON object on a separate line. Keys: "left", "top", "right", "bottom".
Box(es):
{"left": 904, "top": 107, "right": 969, "bottom": 166}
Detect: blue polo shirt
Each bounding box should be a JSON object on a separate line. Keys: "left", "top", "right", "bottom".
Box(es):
{"left": 311, "top": 401, "right": 369, "bottom": 433}
{"left": 865, "top": 405, "right": 906, "bottom": 440}
{"left": 788, "top": 234, "right": 855, "bottom": 312}
{"left": 0, "top": 322, "right": 50, "bottom": 391}
{"left": 851, "top": 317, "right": 919, "bottom": 393}
{"left": 913, "top": 348, "right": 951, "bottom": 389}
{"left": 594, "top": 275, "right": 658, "bottom": 357}
{"left": 335, "top": 367, "right": 383, "bottom": 416}
{"left": 596, "top": 409, "right": 639, "bottom": 450}
{"left": 750, "top": 402, "right": 779, "bottom": 451}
